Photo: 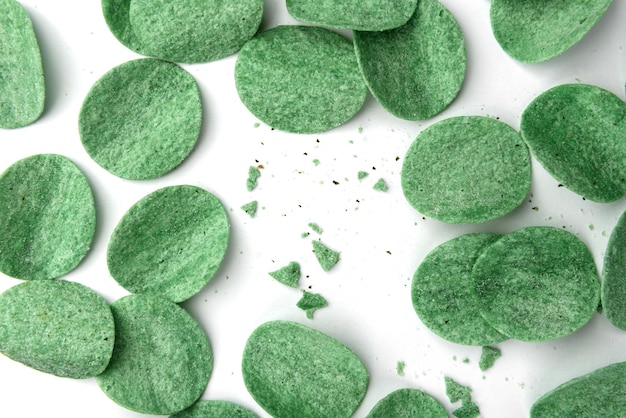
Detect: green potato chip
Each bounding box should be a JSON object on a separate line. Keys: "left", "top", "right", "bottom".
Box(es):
{"left": 411, "top": 233, "right": 507, "bottom": 346}
{"left": 531, "top": 362, "right": 626, "bottom": 417}
{"left": 366, "top": 388, "right": 447, "bottom": 418}
{"left": 601, "top": 210, "right": 626, "bottom": 330}
{"left": 79, "top": 58, "right": 202, "bottom": 180}
{"left": 490, "top": 0, "right": 612, "bottom": 63}
{"left": 0, "top": 280, "right": 114, "bottom": 378}
{"left": 97, "top": 294, "right": 213, "bottom": 415}
{"left": 286, "top": 0, "right": 417, "bottom": 31}
{"left": 0, "top": 154, "right": 96, "bottom": 280}
{"left": 242, "top": 320, "right": 368, "bottom": 418}
{"left": 353, "top": 0, "right": 466, "bottom": 120}
{"left": 473, "top": 226, "right": 600, "bottom": 342}
{"left": 235, "top": 25, "right": 367, "bottom": 134}
{"left": 101, "top": 0, "right": 145, "bottom": 54}
{"left": 128, "top": 0, "right": 263, "bottom": 63}
{"left": 520, "top": 83, "right": 626, "bottom": 203}
{"left": 401, "top": 116, "right": 531, "bottom": 224}
{"left": 107, "top": 185, "right": 230, "bottom": 303}
{"left": 0, "top": 0, "right": 45, "bottom": 129}
{"left": 170, "top": 400, "right": 258, "bottom": 418}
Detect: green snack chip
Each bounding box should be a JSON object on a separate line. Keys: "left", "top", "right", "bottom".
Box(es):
{"left": 242, "top": 320, "right": 368, "bottom": 418}
{"left": 0, "top": 280, "right": 114, "bottom": 379}
{"left": 473, "top": 226, "right": 600, "bottom": 342}
{"left": 107, "top": 185, "right": 229, "bottom": 303}
{"left": 520, "top": 83, "right": 626, "bottom": 203}
{"left": 97, "top": 294, "right": 212, "bottom": 415}
{"left": 0, "top": 154, "right": 96, "bottom": 280}
{"left": 531, "top": 362, "right": 626, "bottom": 417}
{"left": 241, "top": 200, "right": 258, "bottom": 218}
{"left": 101, "top": 0, "right": 145, "bottom": 54}
{"left": 401, "top": 116, "right": 531, "bottom": 224}
{"left": 170, "top": 400, "right": 257, "bottom": 418}
{"left": 296, "top": 291, "right": 327, "bottom": 319}
{"left": 247, "top": 166, "right": 261, "bottom": 191}
{"left": 452, "top": 401, "right": 480, "bottom": 418}
{"left": 0, "top": 0, "right": 45, "bottom": 129}
{"left": 373, "top": 178, "right": 388, "bottom": 191}
{"left": 235, "top": 25, "right": 367, "bottom": 134}
{"left": 490, "top": 0, "right": 612, "bottom": 63}
{"left": 366, "top": 388, "right": 447, "bottom": 418}
{"left": 79, "top": 58, "right": 202, "bottom": 180}
{"left": 353, "top": 0, "right": 465, "bottom": 120}
{"left": 411, "top": 233, "right": 507, "bottom": 346}
{"left": 268, "top": 261, "right": 301, "bottom": 288}
{"left": 312, "top": 240, "right": 340, "bottom": 271}
{"left": 602, "top": 210, "right": 626, "bottom": 330}
{"left": 445, "top": 376, "right": 472, "bottom": 403}
{"left": 479, "top": 346, "right": 502, "bottom": 371}
{"left": 286, "top": 0, "right": 417, "bottom": 31}
{"left": 128, "top": 0, "right": 263, "bottom": 63}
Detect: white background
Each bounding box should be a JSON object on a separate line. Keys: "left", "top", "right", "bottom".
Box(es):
{"left": 2, "top": 1, "right": 626, "bottom": 417}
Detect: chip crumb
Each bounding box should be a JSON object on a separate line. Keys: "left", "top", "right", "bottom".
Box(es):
{"left": 296, "top": 292, "right": 328, "bottom": 319}
{"left": 462, "top": 358, "right": 470, "bottom": 364}
{"left": 301, "top": 232, "right": 310, "bottom": 238}
{"left": 253, "top": 122, "right": 260, "bottom": 128}
{"left": 479, "top": 346, "right": 502, "bottom": 371}
{"left": 444, "top": 376, "right": 472, "bottom": 403}
{"left": 358, "top": 171, "right": 369, "bottom": 180}
{"left": 247, "top": 166, "right": 261, "bottom": 191}
{"left": 313, "top": 159, "right": 320, "bottom": 166}
{"left": 396, "top": 361, "right": 405, "bottom": 376}
{"left": 240, "top": 201, "right": 258, "bottom": 217}
{"left": 312, "top": 240, "right": 340, "bottom": 271}
{"left": 268, "top": 262, "right": 301, "bottom": 288}
{"left": 373, "top": 178, "right": 388, "bottom": 191}
{"left": 308, "top": 222, "right": 323, "bottom": 234}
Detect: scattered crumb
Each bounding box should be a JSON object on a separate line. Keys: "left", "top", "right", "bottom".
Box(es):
{"left": 358, "top": 127, "right": 363, "bottom": 133}
{"left": 301, "top": 232, "right": 310, "bottom": 238}
{"left": 253, "top": 122, "right": 260, "bottom": 128}
{"left": 373, "top": 178, "right": 388, "bottom": 191}
{"left": 532, "top": 206, "right": 539, "bottom": 211}
{"left": 479, "top": 346, "right": 502, "bottom": 371}
{"left": 308, "top": 222, "right": 323, "bottom": 234}
{"left": 396, "top": 361, "right": 405, "bottom": 376}
{"left": 268, "top": 262, "right": 301, "bottom": 288}
{"left": 313, "top": 159, "right": 320, "bottom": 166}
{"left": 462, "top": 358, "right": 470, "bottom": 364}
{"left": 296, "top": 291, "right": 327, "bottom": 319}
{"left": 358, "top": 171, "right": 369, "bottom": 180}
{"left": 588, "top": 224, "right": 594, "bottom": 231}
{"left": 246, "top": 166, "right": 261, "bottom": 191}
{"left": 240, "top": 201, "right": 258, "bottom": 218}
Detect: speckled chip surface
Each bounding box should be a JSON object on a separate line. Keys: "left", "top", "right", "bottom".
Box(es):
{"left": 296, "top": 291, "right": 327, "bottom": 319}
{"left": 268, "top": 261, "right": 301, "bottom": 288}
{"left": 0, "top": 280, "right": 114, "bottom": 378}
{"left": 101, "top": 0, "right": 145, "bottom": 54}
{"left": 520, "top": 83, "right": 626, "bottom": 202}
{"left": 286, "top": 0, "right": 417, "bottom": 31}
{"left": 235, "top": 25, "right": 367, "bottom": 134}
{"left": 411, "top": 233, "right": 507, "bottom": 346}
{"left": 0, "top": 154, "right": 96, "bottom": 280}
{"left": 0, "top": 0, "right": 45, "bottom": 129}
{"left": 366, "top": 388, "right": 447, "bottom": 418}
{"left": 107, "top": 185, "right": 229, "bottom": 303}
{"left": 353, "top": 0, "right": 465, "bottom": 120}
{"left": 312, "top": 240, "right": 340, "bottom": 271}
{"left": 128, "top": 0, "right": 263, "bottom": 63}
{"left": 473, "top": 226, "right": 600, "bottom": 342}
{"left": 96, "top": 294, "right": 212, "bottom": 415}
{"left": 401, "top": 116, "right": 531, "bottom": 223}
{"left": 479, "top": 346, "right": 501, "bottom": 371}
{"left": 490, "top": 0, "right": 612, "bottom": 63}
{"left": 601, "top": 210, "right": 626, "bottom": 330}
{"left": 170, "top": 400, "right": 258, "bottom": 418}
{"left": 242, "top": 320, "right": 368, "bottom": 418}
{"left": 530, "top": 362, "right": 626, "bottom": 417}
{"left": 79, "top": 58, "right": 202, "bottom": 180}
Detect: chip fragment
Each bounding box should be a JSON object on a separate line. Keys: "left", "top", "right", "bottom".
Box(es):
{"left": 0, "top": 154, "right": 96, "bottom": 280}
{"left": 268, "top": 261, "right": 301, "bottom": 288}
{"left": 235, "top": 25, "right": 367, "bottom": 133}
{"left": 601, "top": 210, "right": 626, "bottom": 330}
{"left": 296, "top": 291, "right": 327, "bottom": 319}
{"left": 0, "top": 0, "right": 45, "bottom": 129}
{"left": 0, "top": 280, "right": 114, "bottom": 378}
{"left": 366, "top": 388, "right": 447, "bottom": 418}
{"left": 107, "top": 185, "right": 229, "bottom": 303}
{"left": 97, "top": 294, "right": 212, "bottom": 415}
{"left": 79, "top": 58, "right": 202, "bottom": 180}
{"left": 242, "top": 320, "right": 368, "bottom": 418}
{"left": 312, "top": 240, "right": 340, "bottom": 271}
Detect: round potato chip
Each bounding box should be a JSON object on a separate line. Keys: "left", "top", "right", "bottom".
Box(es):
{"left": 412, "top": 233, "right": 507, "bottom": 346}
{"left": 0, "top": 154, "right": 96, "bottom": 280}
{"left": 107, "top": 185, "right": 229, "bottom": 303}
{"left": 353, "top": 0, "right": 465, "bottom": 120}
{"left": 520, "top": 83, "right": 626, "bottom": 203}
{"left": 96, "top": 294, "right": 212, "bottom": 415}
{"left": 491, "top": 0, "right": 612, "bottom": 63}
{"left": 170, "top": 400, "right": 257, "bottom": 418}
{"left": 79, "top": 58, "right": 202, "bottom": 180}
{"left": 0, "top": 280, "right": 114, "bottom": 378}
{"left": 473, "top": 226, "right": 600, "bottom": 342}
{"left": 101, "top": 0, "right": 145, "bottom": 54}
{"left": 366, "top": 388, "right": 447, "bottom": 418}
{"left": 601, "top": 210, "right": 626, "bottom": 330}
{"left": 401, "top": 116, "right": 531, "bottom": 224}
{"left": 242, "top": 320, "right": 368, "bottom": 418}
{"left": 235, "top": 25, "right": 367, "bottom": 134}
